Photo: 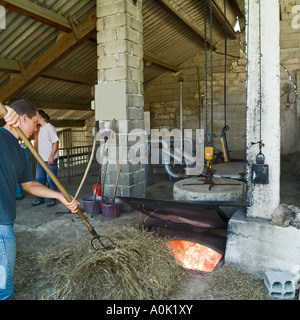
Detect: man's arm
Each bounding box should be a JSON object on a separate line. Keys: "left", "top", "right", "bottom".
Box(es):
{"left": 21, "top": 180, "right": 79, "bottom": 213}
{"left": 48, "top": 141, "right": 59, "bottom": 164}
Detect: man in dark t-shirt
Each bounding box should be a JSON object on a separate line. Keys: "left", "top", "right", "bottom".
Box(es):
{"left": 0, "top": 100, "right": 79, "bottom": 300}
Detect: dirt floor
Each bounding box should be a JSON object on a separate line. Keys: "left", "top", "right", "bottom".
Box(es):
{"left": 12, "top": 153, "right": 300, "bottom": 300}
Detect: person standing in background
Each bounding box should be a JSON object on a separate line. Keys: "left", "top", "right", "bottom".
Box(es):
{"left": 32, "top": 110, "right": 59, "bottom": 207}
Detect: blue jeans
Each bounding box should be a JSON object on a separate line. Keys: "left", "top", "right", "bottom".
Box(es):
{"left": 0, "top": 225, "right": 16, "bottom": 300}
{"left": 35, "top": 159, "right": 58, "bottom": 202}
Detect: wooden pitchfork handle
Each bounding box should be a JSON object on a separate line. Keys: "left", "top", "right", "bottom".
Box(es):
{"left": 0, "top": 103, "right": 105, "bottom": 242}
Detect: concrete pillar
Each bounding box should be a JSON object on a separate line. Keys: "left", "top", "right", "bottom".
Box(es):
{"left": 245, "top": 0, "right": 280, "bottom": 219}
{"left": 95, "top": 0, "right": 146, "bottom": 199}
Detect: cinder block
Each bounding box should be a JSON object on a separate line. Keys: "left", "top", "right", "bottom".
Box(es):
{"left": 264, "top": 271, "right": 296, "bottom": 300}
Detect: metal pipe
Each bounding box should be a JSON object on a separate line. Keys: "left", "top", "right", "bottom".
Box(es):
{"left": 179, "top": 75, "right": 184, "bottom": 150}
{"left": 150, "top": 138, "right": 196, "bottom": 179}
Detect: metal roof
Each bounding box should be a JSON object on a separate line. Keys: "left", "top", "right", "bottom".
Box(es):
{"left": 0, "top": 0, "right": 244, "bottom": 128}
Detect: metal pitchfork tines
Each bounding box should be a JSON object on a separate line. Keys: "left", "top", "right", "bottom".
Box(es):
{"left": 91, "top": 233, "right": 116, "bottom": 251}
{"left": 0, "top": 103, "right": 115, "bottom": 251}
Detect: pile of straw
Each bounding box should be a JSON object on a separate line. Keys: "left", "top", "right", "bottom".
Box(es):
{"left": 36, "top": 226, "right": 185, "bottom": 300}
{"left": 195, "top": 264, "right": 271, "bottom": 300}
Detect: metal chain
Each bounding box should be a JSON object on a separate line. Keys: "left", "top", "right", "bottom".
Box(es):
{"left": 258, "top": 0, "right": 263, "bottom": 154}
{"left": 204, "top": 2, "right": 208, "bottom": 146}
{"left": 280, "top": 63, "right": 300, "bottom": 101}
{"left": 224, "top": 0, "right": 227, "bottom": 128}
{"left": 209, "top": 0, "right": 214, "bottom": 148}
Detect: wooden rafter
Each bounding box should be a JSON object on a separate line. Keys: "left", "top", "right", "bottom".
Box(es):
{"left": 30, "top": 101, "right": 91, "bottom": 111}
{"left": 156, "top": 0, "right": 218, "bottom": 51}
{"left": 0, "top": 0, "right": 72, "bottom": 32}
{"left": 143, "top": 54, "right": 178, "bottom": 72}
{"left": 0, "top": 57, "right": 94, "bottom": 86}
{"left": 0, "top": 10, "right": 96, "bottom": 103}
{"left": 42, "top": 70, "right": 94, "bottom": 86}
{"left": 51, "top": 120, "right": 85, "bottom": 128}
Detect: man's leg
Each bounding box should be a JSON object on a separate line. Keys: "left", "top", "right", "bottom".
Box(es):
{"left": 46, "top": 159, "right": 58, "bottom": 204}
{"left": 0, "top": 225, "right": 16, "bottom": 300}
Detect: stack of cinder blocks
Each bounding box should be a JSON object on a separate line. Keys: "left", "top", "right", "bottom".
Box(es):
{"left": 264, "top": 271, "right": 298, "bottom": 299}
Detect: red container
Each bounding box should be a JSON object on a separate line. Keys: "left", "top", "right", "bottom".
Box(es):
{"left": 93, "top": 183, "right": 101, "bottom": 196}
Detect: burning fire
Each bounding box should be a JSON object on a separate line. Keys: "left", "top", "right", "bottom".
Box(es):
{"left": 166, "top": 240, "right": 222, "bottom": 272}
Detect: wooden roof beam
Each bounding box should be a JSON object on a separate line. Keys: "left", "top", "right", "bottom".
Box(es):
{"left": 156, "top": 0, "right": 218, "bottom": 51}
{"left": 51, "top": 120, "right": 85, "bottom": 128}
{"left": 143, "top": 54, "right": 178, "bottom": 72}
{"left": 0, "top": 57, "right": 94, "bottom": 85}
{"left": 30, "top": 101, "right": 91, "bottom": 111}
{"left": 0, "top": 10, "right": 96, "bottom": 104}
{"left": 0, "top": 57, "right": 19, "bottom": 73}
{"left": 42, "top": 70, "right": 94, "bottom": 86}
{"left": 0, "top": 0, "right": 72, "bottom": 32}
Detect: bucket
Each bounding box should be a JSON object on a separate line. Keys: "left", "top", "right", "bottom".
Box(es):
{"left": 101, "top": 198, "right": 123, "bottom": 219}
{"left": 82, "top": 196, "right": 102, "bottom": 215}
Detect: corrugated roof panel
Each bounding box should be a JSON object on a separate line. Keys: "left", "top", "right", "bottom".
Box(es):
{"left": 53, "top": 41, "right": 97, "bottom": 78}
{"left": 144, "top": 63, "right": 171, "bottom": 84}
{"left": 0, "top": 0, "right": 95, "bottom": 64}
{"left": 15, "top": 77, "right": 91, "bottom": 104}
{"left": 0, "top": 12, "right": 57, "bottom": 62}
{"left": 31, "top": 0, "right": 95, "bottom": 22}
{"left": 46, "top": 109, "right": 94, "bottom": 121}
{"left": 143, "top": 0, "right": 228, "bottom": 70}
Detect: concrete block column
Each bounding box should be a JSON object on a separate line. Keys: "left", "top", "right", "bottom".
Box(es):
{"left": 245, "top": 0, "right": 280, "bottom": 219}
{"left": 95, "top": 0, "right": 145, "bottom": 199}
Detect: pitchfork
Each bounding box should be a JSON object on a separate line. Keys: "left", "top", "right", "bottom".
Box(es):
{"left": 0, "top": 103, "right": 116, "bottom": 251}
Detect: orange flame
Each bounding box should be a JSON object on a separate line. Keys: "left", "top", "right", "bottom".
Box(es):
{"left": 166, "top": 240, "right": 222, "bottom": 272}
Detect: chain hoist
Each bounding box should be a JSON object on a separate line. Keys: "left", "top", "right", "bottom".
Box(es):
{"left": 250, "top": 0, "right": 269, "bottom": 185}
{"left": 220, "top": 0, "right": 230, "bottom": 163}
{"left": 204, "top": 0, "right": 214, "bottom": 183}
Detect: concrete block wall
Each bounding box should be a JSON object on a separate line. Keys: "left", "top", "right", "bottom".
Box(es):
{"left": 95, "top": 119, "right": 146, "bottom": 199}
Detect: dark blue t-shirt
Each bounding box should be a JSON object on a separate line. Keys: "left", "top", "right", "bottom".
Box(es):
{"left": 0, "top": 127, "right": 34, "bottom": 225}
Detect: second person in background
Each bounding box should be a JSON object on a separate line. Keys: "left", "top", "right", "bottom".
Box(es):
{"left": 32, "top": 109, "right": 59, "bottom": 207}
